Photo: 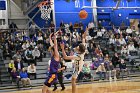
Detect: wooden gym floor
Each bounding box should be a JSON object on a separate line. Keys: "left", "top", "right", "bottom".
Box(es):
{"left": 2, "top": 79, "right": 140, "bottom": 93}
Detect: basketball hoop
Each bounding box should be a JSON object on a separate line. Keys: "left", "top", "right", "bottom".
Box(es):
{"left": 38, "top": 0, "right": 53, "bottom": 20}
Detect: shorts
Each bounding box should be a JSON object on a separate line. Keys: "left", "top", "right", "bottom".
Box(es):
{"left": 44, "top": 74, "right": 57, "bottom": 87}
{"left": 72, "top": 70, "right": 79, "bottom": 78}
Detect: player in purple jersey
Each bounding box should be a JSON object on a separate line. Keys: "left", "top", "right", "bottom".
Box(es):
{"left": 42, "top": 33, "right": 60, "bottom": 93}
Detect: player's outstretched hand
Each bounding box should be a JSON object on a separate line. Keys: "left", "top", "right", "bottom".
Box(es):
{"left": 60, "top": 43, "right": 65, "bottom": 49}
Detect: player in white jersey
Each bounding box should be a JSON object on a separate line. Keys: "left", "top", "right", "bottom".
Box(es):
{"left": 60, "top": 27, "right": 89, "bottom": 93}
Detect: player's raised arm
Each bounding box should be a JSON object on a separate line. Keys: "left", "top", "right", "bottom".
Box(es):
{"left": 60, "top": 43, "right": 80, "bottom": 60}
{"left": 82, "top": 27, "right": 89, "bottom": 44}
{"left": 53, "top": 33, "right": 59, "bottom": 59}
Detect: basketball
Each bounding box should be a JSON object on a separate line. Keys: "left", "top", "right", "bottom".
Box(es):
{"left": 79, "top": 10, "right": 88, "bottom": 19}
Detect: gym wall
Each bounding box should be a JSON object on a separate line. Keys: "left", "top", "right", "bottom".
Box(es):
{"left": 54, "top": 0, "right": 93, "bottom": 28}
{"left": 97, "top": 0, "right": 140, "bottom": 27}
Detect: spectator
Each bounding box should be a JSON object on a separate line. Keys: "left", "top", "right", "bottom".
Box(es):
{"left": 12, "top": 51, "right": 22, "bottom": 61}
{"left": 126, "top": 27, "right": 132, "bottom": 36}
{"left": 25, "top": 47, "right": 35, "bottom": 65}
{"left": 19, "top": 68, "right": 32, "bottom": 88}
{"left": 0, "top": 48, "right": 3, "bottom": 60}
{"left": 27, "top": 64, "right": 36, "bottom": 79}
{"left": 93, "top": 58, "right": 101, "bottom": 69}
{"left": 102, "top": 48, "right": 109, "bottom": 56}
{"left": 119, "top": 59, "right": 129, "bottom": 79}
{"left": 49, "top": 21, "right": 55, "bottom": 33}
{"left": 96, "top": 63, "right": 106, "bottom": 81}
{"left": 14, "top": 58, "right": 24, "bottom": 72}
{"left": 11, "top": 68, "right": 20, "bottom": 88}
{"left": 69, "top": 22, "right": 74, "bottom": 33}
{"left": 37, "top": 32, "right": 43, "bottom": 45}
{"left": 96, "top": 30, "right": 102, "bottom": 40}
{"left": 119, "top": 37, "right": 126, "bottom": 46}
{"left": 8, "top": 60, "right": 15, "bottom": 73}
{"left": 32, "top": 46, "right": 41, "bottom": 62}
{"left": 9, "top": 22, "right": 18, "bottom": 33}
{"left": 82, "top": 63, "right": 92, "bottom": 80}
{"left": 121, "top": 45, "right": 129, "bottom": 55}
{"left": 111, "top": 53, "right": 120, "bottom": 68}
{"left": 128, "top": 42, "right": 137, "bottom": 55}
{"left": 105, "top": 61, "right": 117, "bottom": 81}
{"left": 3, "top": 46, "right": 12, "bottom": 60}
{"left": 29, "top": 22, "right": 37, "bottom": 39}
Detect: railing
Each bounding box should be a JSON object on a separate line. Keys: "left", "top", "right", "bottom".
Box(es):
{"left": 22, "top": 0, "right": 43, "bottom": 15}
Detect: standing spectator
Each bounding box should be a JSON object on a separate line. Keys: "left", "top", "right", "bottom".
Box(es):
{"left": 29, "top": 22, "right": 37, "bottom": 39}
{"left": 8, "top": 60, "right": 15, "bottom": 73}
{"left": 69, "top": 22, "right": 74, "bottom": 33}
{"left": 60, "top": 20, "right": 65, "bottom": 34}
{"left": 27, "top": 64, "right": 36, "bottom": 79}
{"left": 19, "top": 68, "right": 32, "bottom": 88}
{"left": 49, "top": 21, "right": 55, "bottom": 33}
{"left": 9, "top": 22, "right": 18, "bottom": 33}
{"left": 111, "top": 53, "right": 120, "bottom": 68}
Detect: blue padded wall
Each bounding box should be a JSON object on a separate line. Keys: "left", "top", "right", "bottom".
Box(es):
{"left": 97, "top": 0, "right": 140, "bottom": 27}
{"left": 54, "top": 0, "right": 93, "bottom": 28}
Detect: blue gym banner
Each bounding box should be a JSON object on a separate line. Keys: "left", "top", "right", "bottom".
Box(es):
{"left": 0, "top": 1, "right": 6, "bottom": 10}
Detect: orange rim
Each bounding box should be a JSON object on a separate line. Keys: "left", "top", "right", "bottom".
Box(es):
{"left": 38, "top": 1, "right": 53, "bottom": 7}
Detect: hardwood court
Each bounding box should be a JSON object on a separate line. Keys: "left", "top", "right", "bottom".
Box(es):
{"left": 3, "top": 80, "right": 140, "bottom": 93}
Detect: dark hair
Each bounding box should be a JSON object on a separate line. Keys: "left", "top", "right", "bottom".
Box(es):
{"left": 79, "top": 43, "right": 85, "bottom": 54}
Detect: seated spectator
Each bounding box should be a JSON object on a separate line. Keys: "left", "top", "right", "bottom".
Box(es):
{"left": 11, "top": 68, "right": 20, "bottom": 88}
{"left": 119, "top": 59, "right": 129, "bottom": 79}
{"left": 102, "top": 48, "right": 109, "bottom": 56}
{"left": 93, "top": 58, "right": 101, "bottom": 69}
{"left": 97, "top": 53, "right": 104, "bottom": 63}
{"left": 121, "top": 45, "right": 129, "bottom": 55}
{"left": 96, "top": 63, "right": 106, "bottom": 80}
{"left": 30, "top": 39, "right": 36, "bottom": 47}
{"left": 37, "top": 32, "right": 43, "bottom": 45}
{"left": 128, "top": 42, "right": 137, "bottom": 55}
{"left": 3, "top": 47, "right": 12, "bottom": 60}
{"left": 101, "top": 27, "right": 106, "bottom": 34}
{"left": 24, "top": 47, "right": 35, "bottom": 65}
{"left": 126, "top": 27, "right": 132, "bottom": 36}
{"left": 119, "top": 37, "right": 126, "bottom": 46}
{"left": 8, "top": 60, "right": 15, "bottom": 73}
{"left": 12, "top": 51, "right": 21, "bottom": 61}
{"left": 19, "top": 68, "right": 32, "bottom": 88}
{"left": 14, "top": 58, "right": 24, "bottom": 72}
{"left": 27, "top": 64, "right": 36, "bottom": 79}
{"left": 82, "top": 63, "right": 92, "bottom": 80}
{"left": 22, "top": 42, "right": 28, "bottom": 50}
{"left": 32, "top": 46, "right": 41, "bottom": 62}
{"left": 96, "top": 30, "right": 102, "bottom": 40}
{"left": 105, "top": 61, "right": 117, "bottom": 81}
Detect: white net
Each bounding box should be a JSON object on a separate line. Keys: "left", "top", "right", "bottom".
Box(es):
{"left": 39, "top": 5, "right": 52, "bottom": 20}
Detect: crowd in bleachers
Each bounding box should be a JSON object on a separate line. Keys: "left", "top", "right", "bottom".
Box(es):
{"left": 0, "top": 20, "right": 140, "bottom": 87}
